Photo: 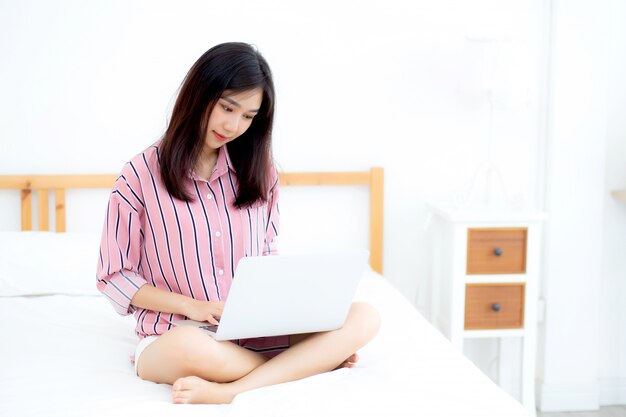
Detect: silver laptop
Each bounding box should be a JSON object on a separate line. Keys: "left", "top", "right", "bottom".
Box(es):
{"left": 173, "top": 250, "right": 369, "bottom": 341}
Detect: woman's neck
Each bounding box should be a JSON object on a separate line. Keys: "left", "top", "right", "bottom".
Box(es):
{"left": 196, "top": 147, "right": 218, "bottom": 180}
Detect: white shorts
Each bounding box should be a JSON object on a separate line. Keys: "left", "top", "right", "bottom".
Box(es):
{"left": 134, "top": 335, "right": 159, "bottom": 375}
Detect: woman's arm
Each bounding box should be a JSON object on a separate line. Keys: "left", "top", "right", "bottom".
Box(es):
{"left": 96, "top": 172, "right": 150, "bottom": 315}
{"left": 131, "top": 284, "right": 224, "bottom": 325}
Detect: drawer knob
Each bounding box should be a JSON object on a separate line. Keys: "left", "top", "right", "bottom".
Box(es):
{"left": 494, "top": 248, "right": 503, "bottom": 256}
{"left": 491, "top": 303, "right": 501, "bottom": 312}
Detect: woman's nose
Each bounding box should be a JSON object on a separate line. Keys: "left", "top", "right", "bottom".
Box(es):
{"left": 224, "top": 115, "right": 239, "bottom": 133}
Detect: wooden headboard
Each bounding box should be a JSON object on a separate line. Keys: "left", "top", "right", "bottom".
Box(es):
{"left": 0, "top": 168, "right": 384, "bottom": 273}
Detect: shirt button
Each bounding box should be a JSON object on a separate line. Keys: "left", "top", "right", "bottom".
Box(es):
{"left": 207, "top": 194, "right": 213, "bottom": 200}
{"left": 215, "top": 231, "right": 221, "bottom": 238}
{"left": 218, "top": 269, "right": 224, "bottom": 276}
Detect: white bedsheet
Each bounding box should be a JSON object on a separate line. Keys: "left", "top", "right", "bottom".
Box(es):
{"left": 0, "top": 270, "right": 531, "bottom": 417}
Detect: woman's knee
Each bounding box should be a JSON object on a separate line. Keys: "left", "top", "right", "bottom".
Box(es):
{"left": 139, "top": 326, "right": 224, "bottom": 380}
{"left": 347, "top": 302, "right": 381, "bottom": 342}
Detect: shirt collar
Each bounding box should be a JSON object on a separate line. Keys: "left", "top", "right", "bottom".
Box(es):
{"left": 189, "top": 145, "right": 236, "bottom": 183}
{"left": 220, "top": 145, "right": 236, "bottom": 174}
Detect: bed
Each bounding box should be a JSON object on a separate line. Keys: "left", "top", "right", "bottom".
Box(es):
{"left": 0, "top": 170, "right": 532, "bottom": 417}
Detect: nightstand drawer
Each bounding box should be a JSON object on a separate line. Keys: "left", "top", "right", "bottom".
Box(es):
{"left": 467, "top": 228, "right": 527, "bottom": 274}
{"left": 464, "top": 283, "right": 525, "bottom": 330}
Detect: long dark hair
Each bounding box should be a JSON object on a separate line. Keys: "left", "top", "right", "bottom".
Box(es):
{"left": 159, "top": 42, "right": 275, "bottom": 207}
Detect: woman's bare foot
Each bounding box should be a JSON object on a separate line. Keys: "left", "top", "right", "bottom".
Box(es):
{"left": 172, "top": 376, "right": 236, "bottom": 404}
{"left": 336, "top": 353, "right": 359, "bottom": 369}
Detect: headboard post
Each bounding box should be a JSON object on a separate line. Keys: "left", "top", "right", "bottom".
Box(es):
{"left": 369, "top": 167, "right": 384, "bottom": 274}
{"left": 20, "top": 189, "right": 32, "bottom": 231}
{"left": 55, "top": 189, "right": 66, "bottom": 232}
{"left": 38, "top": 189, "right": 50, "bottom": 231}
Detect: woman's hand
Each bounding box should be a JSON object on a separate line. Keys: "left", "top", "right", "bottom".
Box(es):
{"left": 183, "top": 299, "right": 225, "bottom": 325}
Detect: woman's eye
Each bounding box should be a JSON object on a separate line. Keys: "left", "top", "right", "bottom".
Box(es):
{"left": 222, "top": 105, "right": 232, "bottom": 112}
{"left": 244, "top": 114, "right": 255, "bottom": 120}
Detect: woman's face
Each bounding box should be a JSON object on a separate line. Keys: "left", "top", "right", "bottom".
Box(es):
{"left": 204, "top": 88, "right": 263, "bottom": 152}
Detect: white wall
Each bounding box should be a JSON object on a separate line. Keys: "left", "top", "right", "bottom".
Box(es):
{"left": 537, "top": 0, "right": 626, "bottom": 411}
{"left": 538, "top": 0, "right": 607, "bottom": 409}
{"left": 600, "top": 0, "right": 626, "bottom": 406}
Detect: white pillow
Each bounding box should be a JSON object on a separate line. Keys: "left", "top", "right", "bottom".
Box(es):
{"left": 0, "top": 231, "right": 102, "bottom": 296}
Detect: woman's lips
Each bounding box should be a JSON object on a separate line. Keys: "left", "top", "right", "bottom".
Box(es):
{"left": 214, "top": 131, "right": 228, "bottom": 142}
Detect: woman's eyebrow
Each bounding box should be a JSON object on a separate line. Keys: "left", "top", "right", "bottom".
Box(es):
{"left": 221, "top": 97, "right": 260, "bottom": 113}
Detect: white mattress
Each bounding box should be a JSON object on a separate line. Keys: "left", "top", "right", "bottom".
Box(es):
{"left": 0, "top": 270, "right": 531, "bottom": 417}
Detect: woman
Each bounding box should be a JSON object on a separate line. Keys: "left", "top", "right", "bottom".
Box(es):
{"left": 97, "top": 42, "right": 380, "bottom": 404}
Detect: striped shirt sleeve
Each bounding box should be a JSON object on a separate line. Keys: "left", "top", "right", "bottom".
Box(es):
{"left": 96, "top": 168, "right": 148, "bottom": 316}
{"left": 263, "top": 166, "right": 280, "bottom": 256}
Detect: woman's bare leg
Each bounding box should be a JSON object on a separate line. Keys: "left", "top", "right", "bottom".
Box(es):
{"left": 171, "top": 301, "right": 381, "bottom": 404}
{"left": 289, "top": 333, "right": 359, "bottom": 369}
{"left": 137, "top": 325, "right": 268, "bottom": 384}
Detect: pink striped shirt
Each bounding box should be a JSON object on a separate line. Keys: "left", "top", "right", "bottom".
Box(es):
{"left": 96, "top": 142, "right": 287, "bottom": 354}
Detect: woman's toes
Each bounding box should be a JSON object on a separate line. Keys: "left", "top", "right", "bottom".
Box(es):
{"left": 173, "top": 377, "right": 185, "bottom": 390}
{"left": 171, "top": 376, "right": 235, "bottom": 404}
{"left": 172, "top": 376, "right": 197, "bottom": 403}
{"left": 173, "top": 394, "right": 189, "bottom": 404}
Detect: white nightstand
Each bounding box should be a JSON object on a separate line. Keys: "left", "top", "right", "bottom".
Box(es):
{"left": 427, "top": 201, "right": 546, "bottom": 414}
